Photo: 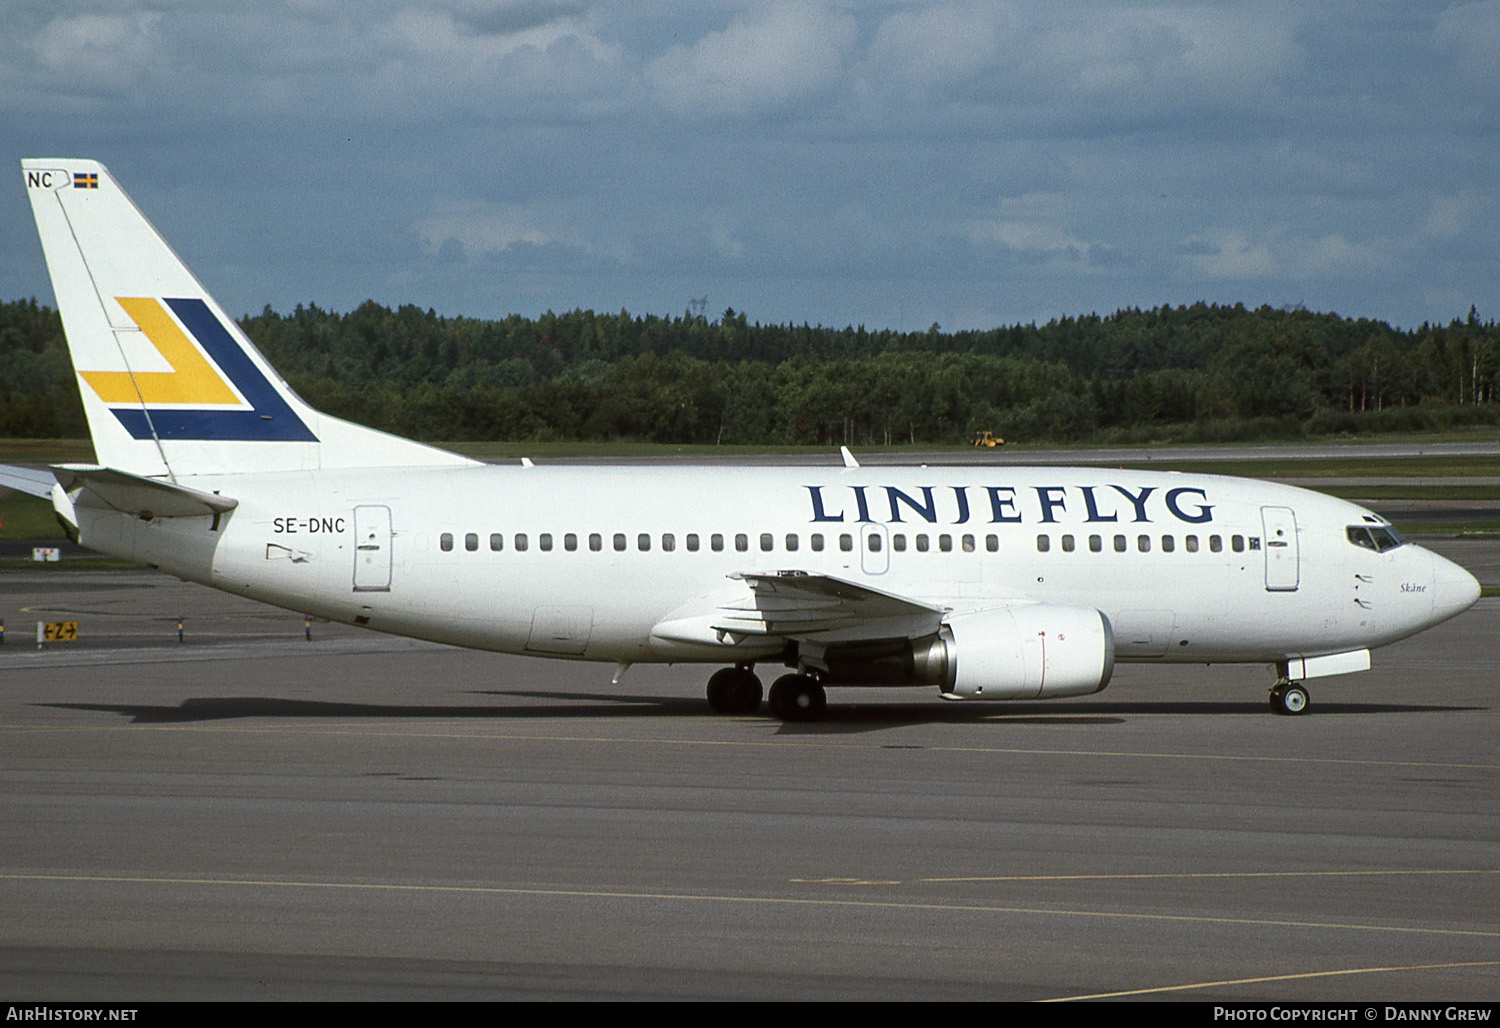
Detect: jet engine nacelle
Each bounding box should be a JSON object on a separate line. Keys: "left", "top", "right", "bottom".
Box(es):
{"left": 926, "top": 605, "right": 1115, "bottom": 700}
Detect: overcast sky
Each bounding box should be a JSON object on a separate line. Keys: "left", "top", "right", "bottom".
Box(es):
{"left": 3, "top": 1, "right": 1497, "bottom": 332}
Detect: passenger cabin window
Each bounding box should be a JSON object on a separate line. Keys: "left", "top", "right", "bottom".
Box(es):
{"left": 760, "top": 533, "right": 773, "bottom": 552}
{"left": 1089, "top": 534, "right": 1102, "bottom": 553}
{"left": 892, "top": 534, "right": 907, "bottom": 552}
{"left": 564, "top": 533, "right": 577, "bottom": 552}
{"left": 1161, "top": 535, "right": 1174, "bottom": 553}
{"left": 1114, "top": 534, "right": 1127, "bottom": 553}
{"left": 686, "top": 534, "right": 700, "bottom": 552}
{"left": 465, "top": 532, "right": 478, "bottom": 552}
{"left": 1060, "top": 534, "right": 1075, "bottom": 552}
{"left": 939, "top": 534, "right": 953, "bottom": 552}
{"left": 614, "top": 533, "right": 627, "bottom": 552}
{"left": 785, "top": 533, "right": 798, "bottom": 552}
{"left": 1185, "top": 535, "right": 1199, "bottom": 553}
{"left": 590, "top": 533, "right": 602, "bottom": 552}
{"left": 1210, "top": 535, "right": 1223, "bottom": 552}
{"left": 515, "top": 533, "right": 529, "bottom": 552}
{"left": 986, "top": 534, "right": 999, "bottom": 552}
{"left": 840, "top": 534, "right": 853, "bottom": 552}
{"left": 440, "top": 532, "right": 454, "bottom": 552}
{"left": 1036, "top": 534, "right": 1050, "bottom": 553}
{"left": 1138, "top": 535, "right": 1150, "bottom": 553}
{"left": 712, "top": 533, "right": 724, "bottom": 552}
{"left": 638, "top": 533, "right": 651, "bottom": 552}
{"left": 1232, "top": 535, "right": 1244, "bottom": 552}
{"left": 662, "top": 533, "right": 675, "bottom": 552}
{"left": 868, "top": 534, "right": 882, "bottom": 553}
{"left": 539, "top": 533, "right": 553, "bottom": 551}
{"left": 916, "top": 535, "right": 930, "bottom": 553}
{"left": 811, "top": 534, "right": 825, "bottom": 552}
{"left": 735, "top": 534, "right": 749, "bottom": 552}
{"left": 962, "top": 534, "right": 975, "bottom": 553}
{"left": 489, "top": 533, "right": 503, "bottom": 552}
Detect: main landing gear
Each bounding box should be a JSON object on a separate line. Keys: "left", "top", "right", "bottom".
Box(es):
{"left": 767, "top": 674, "right": 826, "bottom": 722}
{"left": 706, "top": 666, "right": 763, "bottom": 715}
{"left": 1269, "top": 680, "right": 1310, "bottom": 716}
{"left": 704, "top": 666, "right": 828, "bottom": 721}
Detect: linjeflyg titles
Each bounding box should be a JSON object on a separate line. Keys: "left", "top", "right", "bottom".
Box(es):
{"left": 804, "top": 483, "right": 1214, "bottom": 525}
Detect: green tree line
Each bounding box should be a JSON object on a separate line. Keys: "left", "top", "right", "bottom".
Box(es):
{"left": 3, "top": 298, "right": 1496, "bottom": 445}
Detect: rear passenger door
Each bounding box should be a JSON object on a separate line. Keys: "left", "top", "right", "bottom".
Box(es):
{"left": 353, "top": 504, "right": 392, "bottom": 592}
{"left": 1261, "top": 506, "right": 1299, "bottom": 592}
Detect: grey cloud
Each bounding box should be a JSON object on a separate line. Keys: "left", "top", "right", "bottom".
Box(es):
{"left": 0, "top": 1, "right": 1496, "bottom": 332}
{"left": 645, "top": 2, "right": 857, "bottom": 116}
{"left": 446, "top": 0, "right": 595, "bottom": 37}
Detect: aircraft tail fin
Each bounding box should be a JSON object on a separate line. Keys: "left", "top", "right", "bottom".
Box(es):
{"left": 22, "top": 159, "right": 475, "bottom": 479}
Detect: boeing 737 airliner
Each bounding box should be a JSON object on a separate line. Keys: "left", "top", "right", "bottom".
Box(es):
{"left": 3, "top": 159, "right": 1481, "bottom": 720}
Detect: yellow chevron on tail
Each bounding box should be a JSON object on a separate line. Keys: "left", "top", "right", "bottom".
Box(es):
{"left": 79, "top": 297, "right": 242, "bottom": 407}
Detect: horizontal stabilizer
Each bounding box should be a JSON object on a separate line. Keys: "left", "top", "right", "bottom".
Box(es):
{"left": 0, "top": 464, "right": 60, "bottom": 500}
{"left": 52, "top": 464, "right": 238, "bottom": 519}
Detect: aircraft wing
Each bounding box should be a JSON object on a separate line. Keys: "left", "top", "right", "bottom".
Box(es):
{"left": 653, "top": 571, "right": 948, "bottom": 649}
{"left": 720, "top": 571, "right": 946, "bottom": 637}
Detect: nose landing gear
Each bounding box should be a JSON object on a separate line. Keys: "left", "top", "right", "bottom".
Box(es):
{"left": 1269, "top": 680, "right": 1309, "bottom": 715}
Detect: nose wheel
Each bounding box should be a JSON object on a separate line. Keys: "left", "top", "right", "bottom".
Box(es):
{"left": 1269, "top": 681, "right": 1309, "bottom": 715}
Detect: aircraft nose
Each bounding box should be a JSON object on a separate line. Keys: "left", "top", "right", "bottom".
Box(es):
{"left": 1430, "top": 549, "right": 1481, "bottom": 622}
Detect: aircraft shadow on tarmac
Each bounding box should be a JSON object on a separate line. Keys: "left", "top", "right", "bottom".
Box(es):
{"left": 37, "top": 691, "right": 1480, "bottom": 730}
{"left": 481, "top": 692, "right": 1481, "bottom": 732}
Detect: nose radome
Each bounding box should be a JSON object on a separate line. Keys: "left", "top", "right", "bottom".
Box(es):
{"left": 1431, "top": 550, "right": 1481, "bottom": 623}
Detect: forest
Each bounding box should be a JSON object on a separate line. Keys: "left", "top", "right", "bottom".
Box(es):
{"left": 1, "top": 297, "right": 1496, "bottom": 446}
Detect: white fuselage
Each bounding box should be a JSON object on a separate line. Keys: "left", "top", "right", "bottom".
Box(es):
{"left": 76, "top": 463, "right": 1477, "bottom": 673}
{"left": 23, "top": 158, "right": 1483, "bottom": 714}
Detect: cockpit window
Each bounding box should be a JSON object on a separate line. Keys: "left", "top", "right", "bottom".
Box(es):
{"left": 1347, "top": 525, "right": 1406, "bottom": 552}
